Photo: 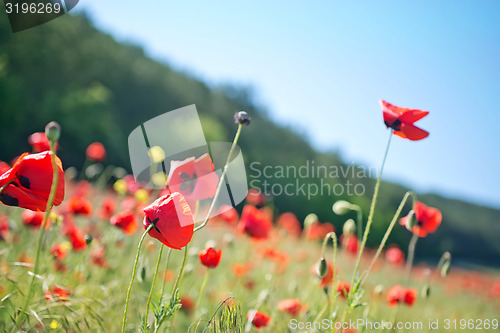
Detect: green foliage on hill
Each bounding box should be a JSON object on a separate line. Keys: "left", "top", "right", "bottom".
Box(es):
{"left": 0, "top": 13, "right": 498, "bottom": 262}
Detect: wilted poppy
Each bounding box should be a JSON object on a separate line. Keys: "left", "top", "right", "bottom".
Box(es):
{"left": 199, "top": 247, "right": 222, "bottom": 268}
{"left": 0, "top": 152, "right": 65, "bottom": 211}
{"left": 86, "top": 142, "right": 106, "bottom": 162}
{"left": 337, "top": 281, "right": 351, "bottom": 299}
{"left": 143, "top": 192, "right": 194, "bottom": 250}
{"left": 68, "top": 196, "right": 93, "bottom": 216}
{"left": 387, "top": 285, "right": 417, "bottom": 306}
{"left": 277, "top": 299, "right": 306, "bottom": 316}
{"left": 399, "top": 201, "right": 442, "bottom": 237}
{"left": 380, "top": 99, "right": 429, "bottom": 141}
{"left": 110, "top": 210, "right": 138, "bottom": 235}
{"left": 247, "top": 310, "right": 270, "bottom": 329}
{"left": 385, "top": 246, "right": 405, "bottom": 265}
{"left": 22, "top": 210, "right": 50, "bottom": 229}
{"left": 28, "top": 132, "right": 58, "bottom": 153}
{"left": 166, "top": 153, "right": 219, "bottom": 209}
{"left": 238, "top": 205, "right": 272, "bottom": 239}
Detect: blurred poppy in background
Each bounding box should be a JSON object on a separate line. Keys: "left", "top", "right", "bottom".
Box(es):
{"left": 400, "top": 201, "right": 442, "bottom": 237}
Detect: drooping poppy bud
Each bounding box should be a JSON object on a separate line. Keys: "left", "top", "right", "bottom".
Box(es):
{"left": 332, "top": 200, "right": 353, "bottom": 215}
{"left": 405, "top": 210, "right": 417, "bottom": 230}
{"left": 316, "top": 258, "right": 328, "bottom": 278}
{"left": 343, "top": 219, "right": 356, "bottom": 235}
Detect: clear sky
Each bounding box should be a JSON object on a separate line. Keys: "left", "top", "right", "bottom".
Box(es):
{"left": 75, "top": 0, "right": 500, "bottom": 208}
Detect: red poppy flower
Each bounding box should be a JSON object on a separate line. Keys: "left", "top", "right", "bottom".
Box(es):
{"left": 98, "top": 197, "right": 116, "bottom": 220}
{"left": 305, "top": 221, "right": 335, "bottom": 241}
{"left": 337, "top": 281, "right": 351, "bottom": 299}
{"left": 166, "top": 153, "right": 219, "bottom": 209}
{"left": 385, "top": 246, "right": 405, "bottom": 265}
{"left": 246, "top": 188, "right": 266, "bottom": 206}
{"left": 0, "top": 214, "right": 9, "bottom": 240}
{"left": 218, "top": 205, "right": 239, "bottom": 224}
{"left": 247, "top": 310, "right": 270, "bottom": 329}
{"left": 399, "top": 201, "right": 442, "bottom": 237}
{"left": 28, "top": 132, "right": 58, "bottom": 153}
{"left": 277, "top": 212, "right": 302, "bottom": 238}
{"left": 22, "top": 210, "right": 50, "bottom": 229}
{"left": 340, "top": 233, "right": 359, "bottom": 254}
{"left": 68, "top": 196, "right": 93, "bottom": 216}
{"left": 180, "top": 296, "right": 195, "bottom": 314}
{"left": 238, "top": 205, "right": 272, "bottom": 239}
{"left": 143, "top": 192, "right": 194, "bottom": 250}
{"left": 0, "top": 152, "right": 65, "bottom": 211}
{"left": 380, "top": 99, "right": 429, "bottom": 141}
{"left": 44, "top": 286, "right": 70, "bottom": 302}
{"left": 50, "top": 243, "right": 69, "bottom": 261}
{"left": 61, "top": 215, "right": 87, "bottom": 251}
{"left": 199, "top": 247, "right": 222, "bottom": 268}
{"left": 232, "top": 263, "right": 252, "bottom": 277}
{"left": 86, "top": 142, "right": 106, "bottom": 162}
{"left": 387, "top": 285, "right": 417, "bottom": 306}
{"left": 91, "top": 246, "right": 109, "bottom": 268}
{"left": 110, "top": 210, "right": 138, "bottom": 235}
{"left": 277, "top": 299, "right": 306, "bottom": 316}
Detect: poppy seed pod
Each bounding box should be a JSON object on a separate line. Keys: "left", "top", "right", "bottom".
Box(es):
{"left": 343, "top": 219, "right": 356, "bottom": 235}
{"left": 234, "top": 111, "right": 251, "bottom": 126}
{"left": 332, "top": 200, "right": 352, "bottom": 215}
{"left": 316, "top": 258, "right": 328, "bottom": 278}
{"left": 440, "top": 261, "right": 451, "bottom": 278}
{"left": 45, "top": 121, "right": 61, "bottom": 143}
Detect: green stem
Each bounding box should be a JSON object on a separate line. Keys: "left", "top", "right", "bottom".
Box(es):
{"left": 362, "top": 191, "right": 416, "bottom": 286}
{"left": 145, "top": 244, "right": 164, "bottom": 332}
{"left": 121, "top": 225, "right": 153, "bottom": 333}
{"left": 355, "top": 207, "right": 363, "bottom": 244}
{"left": 194, "top": 269, "right": 210, "bottom": 317}
{"left": 13, "top": 143, "right": 59, "bottom": 332}
{"left": 160, "top": 248, "right": 173, "bottom": 298}
{"left": 170, "top": 245, "right": 189, "bottom": 300}
{"left": 193, "top": 124, "right": 243, "bottom": 232}
{"left": 350, "top": 130, "right": 392, "bottom": 286}
{"left": 405, "top": 233, "right": 419, "bottom": 285}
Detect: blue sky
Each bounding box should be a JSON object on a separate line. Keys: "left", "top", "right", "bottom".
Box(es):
{"left": 75, "top": 0, "right": 500, "bottom": 208}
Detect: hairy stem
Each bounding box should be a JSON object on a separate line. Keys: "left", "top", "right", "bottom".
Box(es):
{"left": 144, "top": 244, "right": 164, "bottom": 332}
{"left": 121, "top": 225, "right": 153, "bottom": 333}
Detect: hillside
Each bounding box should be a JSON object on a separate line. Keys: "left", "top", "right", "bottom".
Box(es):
{"left": 0, "top": 12, "right": 498, "bottom": 262}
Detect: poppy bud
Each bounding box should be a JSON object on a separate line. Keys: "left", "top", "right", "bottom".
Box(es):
{"left": 440, "top": 261, "right": 450, "bottom": 278}
{"left": 45, "top": 121, "right": 61, "bottom": 143}
{"left": 304, "top": 213, "right": 318, "bottom": 228}
{"left": 84, "top": 234, "right": 93, "bottom": 245}
{"left": 343, "top": 219, "right": 356, "bottom": 235}
{"left": 316, "top": 258, "right": 328, "bottom": 278}
{"left": 234, "top": 111, "right": 251, "bottom": 126}
{"left": 332, "top": 200, "right": 352, "bottom": 215}
{"left": 322, "top": 286, "right": 329, "bottom": 295}
{"left": 421, "top": 284, "right": 431, "bottom": 298}
{"left": 405, "top": 210, "right": 417, "bottom": 230}
{"left": 373, "top": 284, "right": 384, "bottom": 296}
{"left": 139, "top": 266, "right": 146, "bottom": 282}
